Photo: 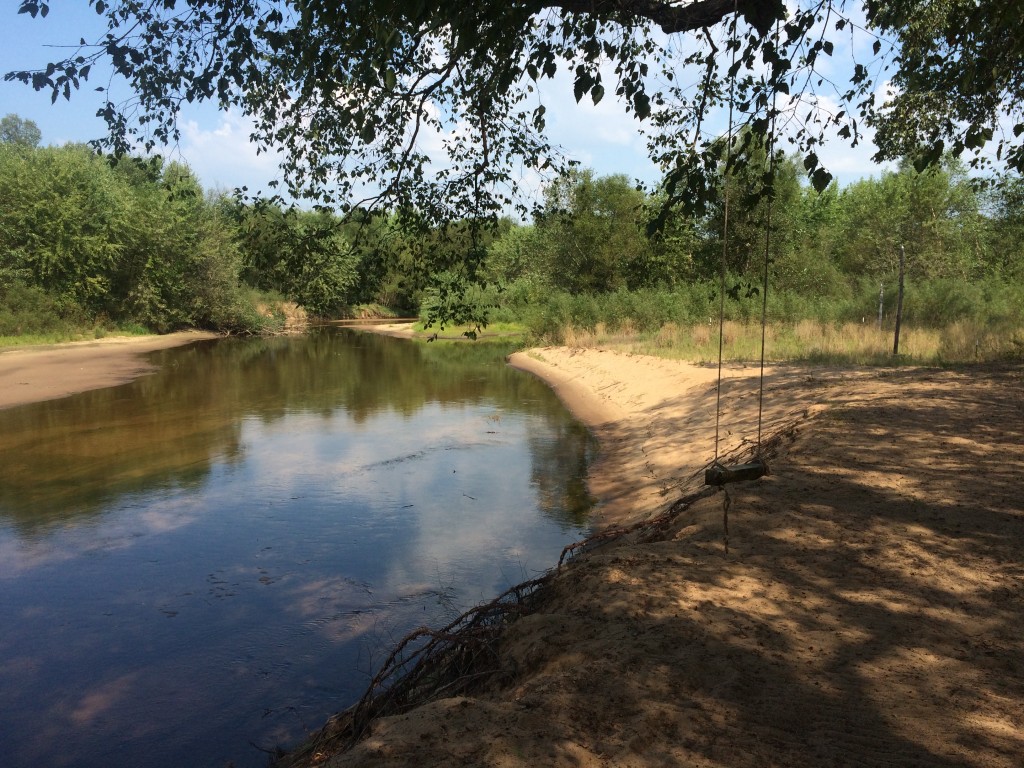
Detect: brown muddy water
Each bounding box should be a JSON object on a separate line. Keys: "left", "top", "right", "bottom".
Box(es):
{"left": 0, "top": 329, "right": 595, "bottom": 768}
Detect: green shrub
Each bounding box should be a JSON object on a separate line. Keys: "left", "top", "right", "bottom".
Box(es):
{"left": 0, "top": 277, "right": 86, "bottom": 336}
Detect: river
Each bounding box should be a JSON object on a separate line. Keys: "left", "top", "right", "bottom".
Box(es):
{"left": 0, "top": 329, "right": 595, "bottom": 768}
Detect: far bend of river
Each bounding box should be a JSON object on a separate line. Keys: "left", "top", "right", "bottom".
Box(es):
{"left": 0, "top": 329, "right": 596, "bottom": 768}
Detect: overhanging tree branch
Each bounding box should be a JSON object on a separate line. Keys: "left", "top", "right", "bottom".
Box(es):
{"left": 6, "top": 0, "right": 1022, "bottom": 234}
{"left": 541, "top": 0, "right": 733, "bottom": 32}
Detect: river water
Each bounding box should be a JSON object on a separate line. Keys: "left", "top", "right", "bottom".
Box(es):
{"left": 0, "top": 329, "right": 595, "bottom": 768}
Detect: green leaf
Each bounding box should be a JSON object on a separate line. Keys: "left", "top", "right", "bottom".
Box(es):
{"left": 811, "top": 168, "right": 832, "bottom": 192}
{"left": 634, "top": 92, "right": 651, "bottom": 120}
{"left": 573, "top": 68, "right": 593, "bottom": 103}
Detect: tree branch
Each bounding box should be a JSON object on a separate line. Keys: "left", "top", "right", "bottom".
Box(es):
{"left": 537, "top": 0, "right": 737, "bottom": 34}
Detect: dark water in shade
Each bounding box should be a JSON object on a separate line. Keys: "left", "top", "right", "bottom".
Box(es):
{"left": 0, "top": 329, "right": 596, "bottom": 768}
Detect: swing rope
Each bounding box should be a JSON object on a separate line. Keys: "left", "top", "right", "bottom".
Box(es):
{"left": 711, "top": 10, "right": 778, "bottom": 480}
{"left": 756, "top": 21, "right": 780, "bottom": 450}
{"left": 713, "top": 2, "right": 740, "bottom": 467}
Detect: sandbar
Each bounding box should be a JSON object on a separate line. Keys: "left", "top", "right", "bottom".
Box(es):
{"left": 0, "top": 331, "right": 219, "bottom": 410}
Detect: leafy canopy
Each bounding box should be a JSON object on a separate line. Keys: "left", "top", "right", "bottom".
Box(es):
{"left": 7, "top": 1, "right": 1023, "bottom": 228}
{"left": 0, "top": 113, "right": 42, "bottom": 148}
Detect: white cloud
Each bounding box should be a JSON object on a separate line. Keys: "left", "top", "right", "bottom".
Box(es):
{"left": 173, "top": 108, "right": 283, "bottom": 194}
{"left": 536, "top": 67, "right": 659, "bottom": 185}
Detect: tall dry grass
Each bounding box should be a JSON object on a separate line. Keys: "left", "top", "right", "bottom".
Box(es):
{"left": 554, "top": 320, "right": 1024, "bottom": 366}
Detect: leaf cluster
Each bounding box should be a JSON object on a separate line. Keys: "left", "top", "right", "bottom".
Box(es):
{"left": 867, "top": 0, "right": 1024, "bottom": 174}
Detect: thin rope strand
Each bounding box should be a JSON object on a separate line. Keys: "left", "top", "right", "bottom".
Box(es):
{"left": 715, "top": 6, "right": 740, "bottom": 465}
{"left": 756, "top": 162, "right": 772, "bottom": 449}
{"left": 756, "top": 20, "right": 780, "bottom": 450}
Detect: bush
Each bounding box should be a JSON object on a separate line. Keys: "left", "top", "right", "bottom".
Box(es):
{"left": 0, "top": 277, "right": 86, "bottom": 336}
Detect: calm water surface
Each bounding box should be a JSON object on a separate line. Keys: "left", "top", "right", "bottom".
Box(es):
{"left": 0, "top": 329, "right": 595, "bottom": 768}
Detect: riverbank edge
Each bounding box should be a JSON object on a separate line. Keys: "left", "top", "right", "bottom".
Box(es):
{"left": 272, "top": 341, "right": 771, "bottom": 768}
{"left": 296, "top": 344, "right": 1023, "bottom": 768}
{"left": 0, "top": 330, "right": 220, "bottom": 410}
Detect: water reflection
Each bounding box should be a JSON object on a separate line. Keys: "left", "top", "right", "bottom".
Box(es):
{"left": 0, "top": 331, "right": 592, "bottom": 531}
{"left": 0, "top": 329, "right": 595, "bottom": 768}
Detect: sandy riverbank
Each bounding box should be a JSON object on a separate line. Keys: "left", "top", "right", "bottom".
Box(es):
{"left": 0, "top": 331, "right": 219, "bottom": 410}
{"left": 4, "top": 333, "right": 1020, "bottom": 766}
{"left": 308, "top": 346, "right": 1023, "bottom": 768}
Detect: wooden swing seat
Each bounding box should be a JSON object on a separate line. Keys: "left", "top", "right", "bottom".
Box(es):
{"left": 704, "top": 459, "right": 768, "bottom": 487}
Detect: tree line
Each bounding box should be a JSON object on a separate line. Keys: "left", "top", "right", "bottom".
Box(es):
{"left": 479, "top": 152, "right": 1023, "bottom": 336}
{"left": 2, "top": 113, "right": 1023, "bottom": 341}
{"left": 0, "top": 115, "right": 420, "bottom": 336}
{"left": 1, "top": 115, "right": 258, "bottom": 336}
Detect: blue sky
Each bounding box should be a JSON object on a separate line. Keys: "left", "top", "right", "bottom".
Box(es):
{"left": 1, "top": 4, "right": 894, "bottom": 205}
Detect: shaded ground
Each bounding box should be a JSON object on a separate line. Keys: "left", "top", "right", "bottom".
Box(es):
{"left": 314, "top": 358, "right": 1023, "bottom": 767}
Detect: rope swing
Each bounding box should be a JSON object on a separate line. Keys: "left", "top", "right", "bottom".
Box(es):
{"left": 704, "top": 9, "right": 776, "bottom": 490}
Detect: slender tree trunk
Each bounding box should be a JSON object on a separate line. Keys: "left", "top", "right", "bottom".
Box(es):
{"left": 893, "top": 244, "right": 905, "bottom": 356}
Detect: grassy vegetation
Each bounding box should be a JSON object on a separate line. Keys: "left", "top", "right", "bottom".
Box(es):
{"left": 443, "top": 274, "right": 1021, "bottom": 366}
{"left": 542, "top": 318, "right": 1024, "bottom": 366}
{"left": 0, "top": 325, "right": 153, "bottom": 348}
{"left": 410, "top": 319, "right": 530, "bottom": 341}
{"left": 0, "top": 279, "right": 152, "bottom": 347}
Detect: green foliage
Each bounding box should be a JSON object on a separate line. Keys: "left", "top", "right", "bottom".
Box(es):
{"left": 0, "top": 276, "right": 84, "bottom": 336}
{"left": 482, "top": 224, "right": 549, "bottom": 286}
{"left": 292, "top": 225, "right": 360, "bottom": 317}
{"left": 535, "top": 170, "right": 653, "bottom": 293}
{"left": 900, "top": 277, "right": 1024, "bottom": 328}
{"left": 10, "top": 2, "right": 1023, "bottom": 331}
{"left": 984, "top": 175, "right": 1024, "bottom": 279}
{"left": 0, "top": 142, "right": 127, "bottom": 312}
{"left": 470, "top": 159, "right": 1023, "bottom": 348}
{"left": 0, "top": 113, "right": 41, "bottom": 147}
{"left": 234, "top": 201, "right": 365, "bottom": 317}
{"left": 695, "top": 135, "right": 803, "bottom": 282}
{"left": 419, "top": 271, "right": 492, "bottom": 337}
{"left": 7, "top": 0, "right": 940, "bottom": 226}
{"left": 485, "top": 170, "right": 694, "bottom": 296}
{"left": 0, "top": 138, "right": 265, "bottom": 335}
{"left": 827, "top": 159, "right": 985, "bottom": 282}
{"left": 9, "top": 0, "right": 1023, "bottom": 262}
{"left": 868, "top": 1, "right": 1024, "bottom": 174}
{"left": 506, "top": 276, "right": 1024, "bottom": 346}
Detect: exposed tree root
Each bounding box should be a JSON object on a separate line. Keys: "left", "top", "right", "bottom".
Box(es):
{"left": 273, "top": 422, "right": 799, "bottom": 767}
{"left": 271, "top": 575, "right": 551, "bottom": 767}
